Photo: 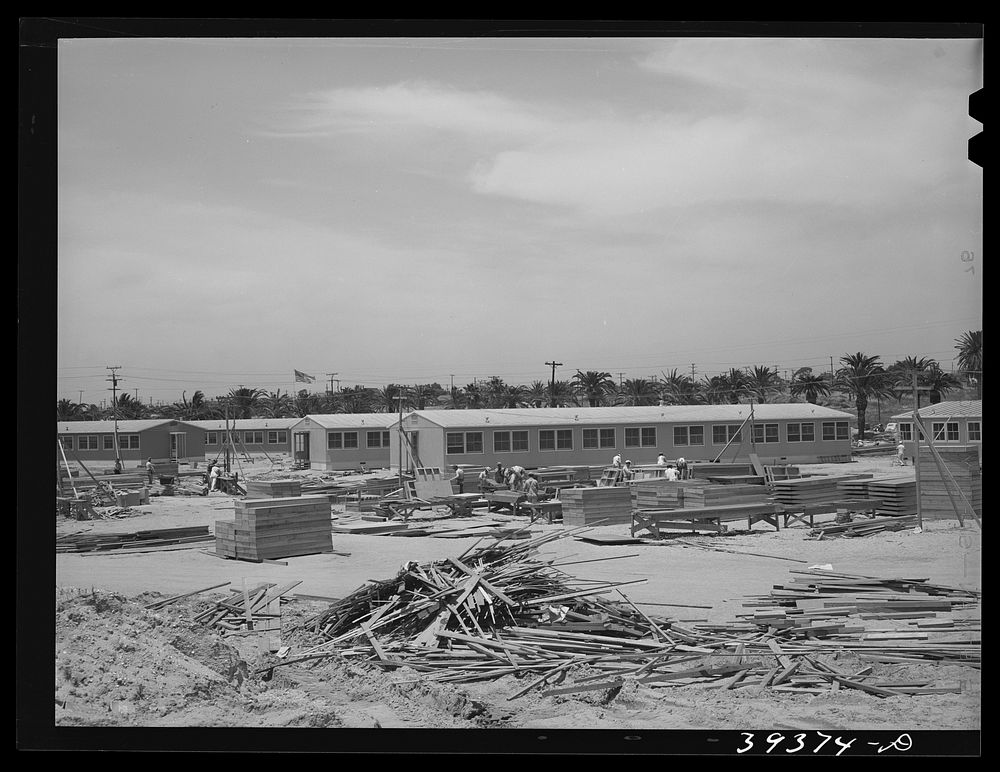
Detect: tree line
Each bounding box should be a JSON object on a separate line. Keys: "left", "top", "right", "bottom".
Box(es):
{"left": 57, "top": 331, "right": 982, "bottom": 437}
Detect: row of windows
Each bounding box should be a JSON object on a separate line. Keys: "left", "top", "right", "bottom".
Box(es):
{"left": 59, "top": 434, "right": 140, "bottom": 451}
{"left": 898, "top": 421, "right": 981, "bottom": 442}
{"left": 444, "top": 422, "right": 853, "bottom": 454}
{"left": 327, "top": 431, "right": 392, "bottom": 451}
{"left": 205, "top": 431, "right": 289, "bottom": 446}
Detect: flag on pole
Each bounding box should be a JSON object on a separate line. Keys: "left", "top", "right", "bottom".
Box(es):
{"left": 294, "top": 370, "right": 316, "bottom": 384}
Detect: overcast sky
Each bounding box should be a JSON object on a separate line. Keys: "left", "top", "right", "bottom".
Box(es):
{"left": 56, "top": 35, "right": 983, "bottom": 405}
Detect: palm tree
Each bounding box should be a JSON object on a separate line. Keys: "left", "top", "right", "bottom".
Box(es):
{"left": 571, "top": 370, "right": 616, "bottom": 407}
{"left": 463, "top": 383, "right": 484, "bottom": 409}
{"left": 659, "top": 369, "right": 701, "bottom": 405}
{"left": 57, "top": 398, "right": 82, "bottom": 421}
{"left": 614, "top": 378, "right": 660, "bottom": 406}
{"left": 701, "top": 369, "right": 751, "bottom": 404}
{"left": 225, "top": 386, "right": 266, "bottom": 419}
{"left": 747, "top": 365, "right": 782, "bottom": 403}
{"left": 480, "top": 377, "right": 509, "bottom": 409}
{"left": 954, "top": 329, "right": 982, "bottom": 398}
{"left": 259, "top": 390, "right": 295, "bottom": 418}
{"left": 789, "top": 368, "right": 833, "bottom": 404}
{"left": 548, "top": 380, "right": 577, "bottom": 407}
{"left": 525, "top": 380, "right": 548, "bottom": 408}
{"left": 112, "top": 393, "right": 148, "bottom": 420}
{"left": 336, "top": 385, "right": 373, "bottom": 413}
{"left": 834, "top": 352, "right": 895, "bottom": 439}
{"left": 410, "top": 383, "right": 441, "bottom": 410}
{"left": 495, "top": 383, "right": 528, "bottom": 408}
{"left": 373, "top": 384, "right": 409, "bottom": 413}
{"left": 923, "top": 363, "right": 963, "bottom": 404}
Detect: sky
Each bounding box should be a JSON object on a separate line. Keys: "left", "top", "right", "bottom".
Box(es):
{"left": 55, "top": 34, "right": 983, "bottom": 406}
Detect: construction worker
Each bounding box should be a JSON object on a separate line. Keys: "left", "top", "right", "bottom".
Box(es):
{"left": 145, "top": 458, "right": 155, "bottom": 485}
{"left": 663, "top": 464, "right": 679, "bottom": 482}
{"left": 895, "top": 442, "right": 906, "bottom": 466}
{"left": 494, "top": 462, "right": 506, "bottom": 484}
{"left": 451, "top": 465, "right": 465, "bottom": 494}
{"left": 622, "top": 460, "right": 634, "bottom": 481}
{"left": 656, "top": 452, "right": 667, "bottom": 466}
{"left": 508, "top": 465, "right": 526, "bottom": 491}
{"left": 209, "top": 462, "right": 221, "bottom": 492}
{"left": 478, "top": 467, "right": 490, "bottom": 493}
{"left": 113, "top": 458, "right": 123, "bottom": 474}
{"left": 612, "top": 453, "right": 623, "bottom": 468}
{"left": 676, "top": 457, "right": 688, "bottom": 480}
{"left": 524, "top": 473, "right": 540, "bottom": 503}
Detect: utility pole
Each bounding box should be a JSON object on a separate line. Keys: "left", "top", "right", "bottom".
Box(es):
{"left": 545, "top": 361, "right": 563, "bottom": 407}
{"left": 691, "top": 363, "right": 696, "bottom": 381}
{"left": 617, "top": 372, "right": 625, "bottom": 388}
{"left": 106, "top": 366, "right": 122, "bottom": 468}
{"left": 326, "top": 373, "right": 339, "bottom": 394}
{"left": 78, "top": 390, "right": 84, "bottom": 404}
{"left": 134, "top": 388, "right": 139, "bottom": 401}
{"left": 450, "top": 374, "right": 455, "bottom": 391}
{"left": 830, "top": 356, "right": 835, "bottom": 378}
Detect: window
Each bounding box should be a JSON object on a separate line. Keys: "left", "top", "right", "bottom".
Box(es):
{"left": 930, "top": 422, "right": 960, "bottom": 442}
{"left": 493, "top": 432, "right": 511, "bottom": 453}
{"left": 899, "top": 423, "right": 913, "bottom": 441}
{"left": 625, "top": 427, "right": 657, "bottom": 448}
{"left": 787, "top": 423, "right": 815, "bottom": 443}
{"left": 244, "top": 431, "right": 264, "bottom": 445}
{"left": 968, "top": 422, "right": 981, "bottom": 441}
{"left": 822, "top": 421, "right": 851, "bottom": 441}
{"left": 118, "top": 434, "right": 139, "bottom": 450}
{"left": 539, "top": 430, "right": 555, "bottom": 451}
{"left": 673, "top": 426, "right": 705, "bottom": 446}
{"left": 752, "top": 423, "right": 779, "bottom": 444}
{"left": 498, "top": 429, "right": 532, "bottom": 452}
{"left": 59, "top": 436, "right": 73, "bottom": 451}
{"left": 583, "top": 428, "right": 616, "bottom": 449}
{"left": 327, "top": 431, "right": 358, "bottom": 450}
{"left": 205, "top": 432, "right": 218, "bottom": 445}
{"left": 712, "top": 425, "right": 743, "bottom": 444}
{"left": 104, "top": 435, "right": 115, "bottom": 450}
{"left": 366, "top": 431, "right": 390, "bottom": 448}
{"left": 446, "top": 432, "right": 483, "bottom": 454}
{"left": 268, "top": 431, "right": 288, "bottom": 445}
{"left": 556, "top": 430, "right": 573, "bottom": 449}
{"left": 78, "top": 435, "right": 98, "bottom": 451}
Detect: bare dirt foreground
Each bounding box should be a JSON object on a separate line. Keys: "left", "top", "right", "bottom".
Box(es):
{"left": 52, "top": 456, "right": 981, "bottom": 739}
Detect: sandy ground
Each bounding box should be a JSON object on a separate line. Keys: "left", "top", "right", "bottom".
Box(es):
{"left": 50, "top": 455, "right": 982, "bottom": 737}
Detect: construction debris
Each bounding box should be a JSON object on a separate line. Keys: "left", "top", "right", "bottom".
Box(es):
{"left": 56, "top": 526, "right": 214, "bottom": 553}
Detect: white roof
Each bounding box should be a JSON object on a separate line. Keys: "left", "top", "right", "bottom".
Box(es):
{"left": 891, "top": 400, "right": 982, "bottom": 420}
{"left": 293, "top": 413, "right": 399, "bottom": 429}
{"left": 187, "top": 418, "right": 299, "bottom": 431}
{"left": 394, "top": 404, "right": 855, "bottom": 429}
{"left": 56, "top": 419, "right": 202, "bottom": 434}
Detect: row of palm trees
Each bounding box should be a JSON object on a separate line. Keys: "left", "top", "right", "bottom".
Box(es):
{"left": 57, "top": 331, "right": 982, "bottom": 431}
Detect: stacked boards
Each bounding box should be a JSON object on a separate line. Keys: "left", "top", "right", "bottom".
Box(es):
{"left": 771, "top": 474, "right": 873, "bottom": 509}
{"left": 243, "top": 479, "right": 302, "bottom": 499}
{"left": 681, "top": 484, "right": 769, "bottom": 508}
{"left": 215, "top": 495, "right": 333, "bottom": 561}
{"left": 560, "top": 486, "right": 632, "bottom": 526}
{"left": 867, "top": 478, "right": 918, "bottom": 516}
{"left": 917, "top": 447, "right": 982, "bottom": 521}
{"left": 629, "top": 479, "right": 702, "bottom": 509}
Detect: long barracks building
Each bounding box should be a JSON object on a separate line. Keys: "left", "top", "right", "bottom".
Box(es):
{"left": 387, "top": 404, "right": 856, "bottom": 472}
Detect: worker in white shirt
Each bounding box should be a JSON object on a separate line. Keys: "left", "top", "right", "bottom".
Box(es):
{"left": 612, "top": 453, "right": 623, "bottom": 468}
{"left": 622, "top": 460, "right": 635, "bottom": 481}
{"left": 656, "top": 453, "right": 667, "bottom": 466}
{"left": 524, "top": 474, "right": 540, "bottom": 503}
{"left": 451, "top": 465, "right": 465, "bottom": 494}
{"left": 677, "top": 457, "right": 688, "bottom": 480}
{"left": 478, "top": 468, "right": 490, "bottom": 492}
{"left": 663, "top": 465, "right": 679, "bottom": 482}
{"left": 209, "top": 462, "right": 221, "bottom": 492}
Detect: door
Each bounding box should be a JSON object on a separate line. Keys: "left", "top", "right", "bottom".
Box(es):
{"left": 294, "top": 432, "right": 310, "bottom": 463}
{"left": 169, "top": 432, "right": 187, "bottom": 461}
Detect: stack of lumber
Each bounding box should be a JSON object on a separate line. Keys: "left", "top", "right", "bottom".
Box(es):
{"left": 630, "top": 479, "right": 702, "bottom": 509}
{"left": 56, "top": 525, "right": 213, "bottom": 553}
{"left": 867, "top": 478, "right": 917, "bottom": 516}
{"left": 681, "top": 484, "right": 770, "bottom": 508}
{"left": 918, "top": 447, "right": 982, "bottom": 521}
{"left": 266, "top": 550, "right": 979, "bottom": 700}
{"left": 215, "top": 495, "right": 333, "bottom": 561}
{"left": 560, "top": 486, "right": 632, "bottom": 525}
{"left": 244, "top": 479, "right": 302, "bottom": 499}
{"left": 691, "top": 462, "right": 755, "bottom": 478}
{"left": 836, "top": 478, "right": 872, "bottom": 499}
{"left": 808, "top": 514, "right": 918, "bottom": 538}
{"left": 771, "top": 474, "right": 873, "bottom": 508}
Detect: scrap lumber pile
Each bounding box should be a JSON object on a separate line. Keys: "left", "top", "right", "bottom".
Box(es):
{"left": 559, "top": 486, "right": 632, "bottom": 525}
{"left": 56, "top": 525, "right": 213, "bottom": 553}
{"left": 807, "top": 514, "right": 918, "bottom": 539}
{"left": 918, "top": 447, "right": 982, "bottom": 521}
{"left": 680, "top": 484, "right": 770, "bottom": 508}
{"left": 867, "top": 478, "right": 917, "bottom": 516}
{"left": 215, "top": 495, "right": 333, "bottom": 561}
{"left": 270, "top": 552, "right": 979, "bottom": 700}
{"left": 771, "top": 474, "right": 873, "bottom": 508}
{"left": 185, "top": 580, "right": 302, "bottom": 651}
{"left": 243, "top": 479, "right": 302, "bottom": 499}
